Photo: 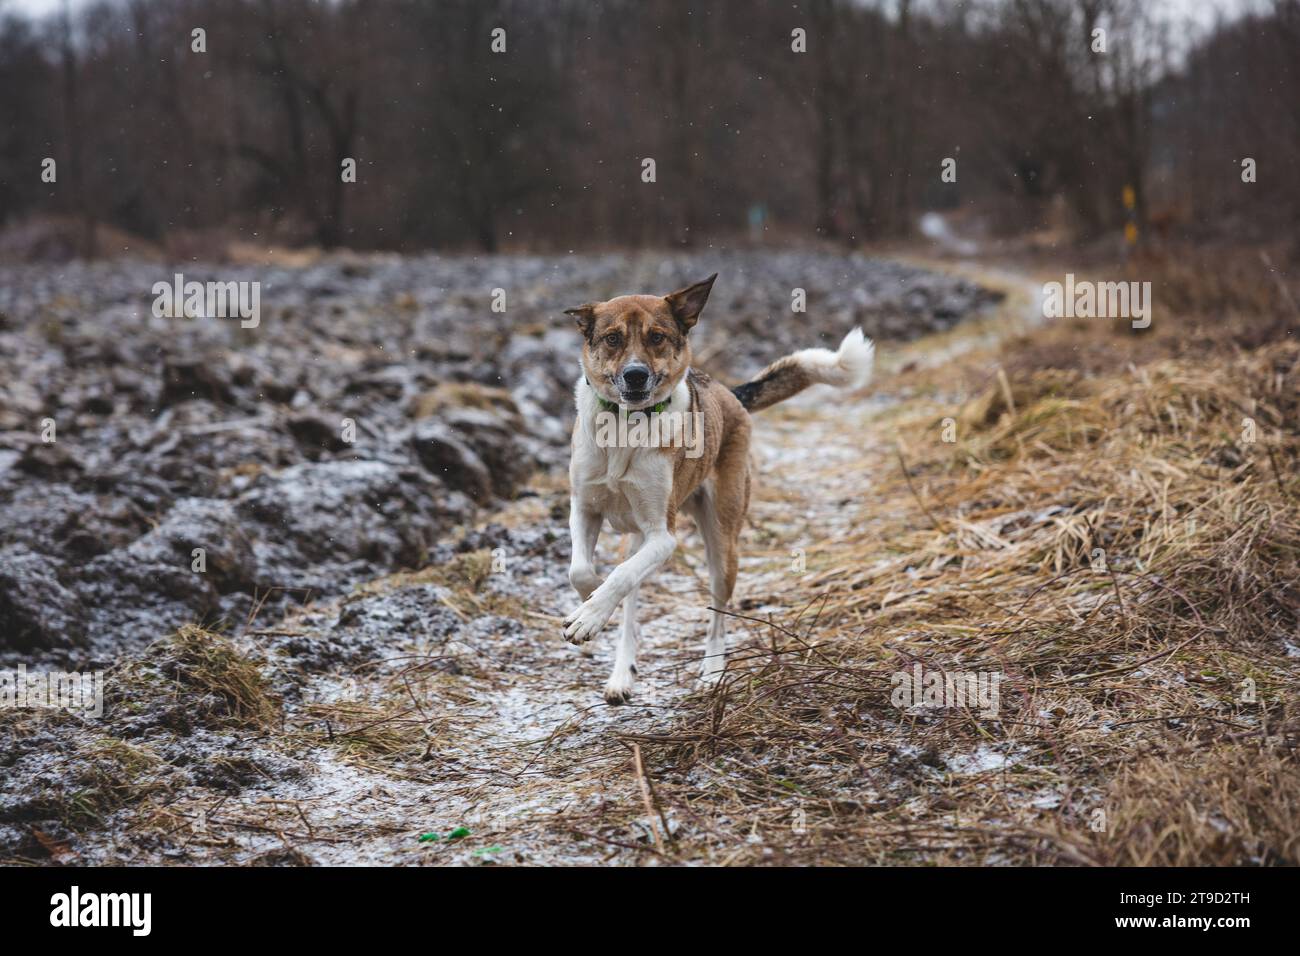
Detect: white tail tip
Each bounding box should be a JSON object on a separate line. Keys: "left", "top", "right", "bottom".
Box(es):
{"left": 834, "top": 327, "right": 874, "bottom": 389}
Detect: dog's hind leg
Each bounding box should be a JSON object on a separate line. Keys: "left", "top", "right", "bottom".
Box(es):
{"left": 697, "top": 441, "right": 749, "bottom": 684}
{"left": 605, "top": 536, "right": 642, "bottom": 704}
{"left": 695, "top": 486, "right": 739, "bottom": 685}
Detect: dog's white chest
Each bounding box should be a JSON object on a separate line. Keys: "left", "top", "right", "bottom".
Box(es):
{"left": 573, "top": 443, "right": 668, "bottom": 533}
{"left": 569, "top": 373, "right": 685, "bottom": 535}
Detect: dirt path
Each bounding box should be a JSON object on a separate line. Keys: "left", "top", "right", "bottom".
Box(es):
{"left": 219, "top": 391, "right": 876, "bottom": 865}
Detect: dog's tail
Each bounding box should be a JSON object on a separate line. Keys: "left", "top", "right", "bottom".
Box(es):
{"left": 731, "top": 328, "right": 874, "bottom": 413}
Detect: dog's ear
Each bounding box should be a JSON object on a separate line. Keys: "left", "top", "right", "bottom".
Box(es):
{"left": 565, "top": 304, "right": 598, "bottom": 341}
{"left": 664, "top": 273, "right": 717, "bottom": 333}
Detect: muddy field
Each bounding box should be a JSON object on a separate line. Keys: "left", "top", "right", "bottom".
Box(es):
{"left": 0, "top": 250, "right": 993, "bottom": 663}
{"left": 0, "top": 249, "right": 1002, "bottom": 864}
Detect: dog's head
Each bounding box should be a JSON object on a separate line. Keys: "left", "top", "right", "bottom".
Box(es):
{"left": 566, "top": 274, "right": 716, "bottom": 409}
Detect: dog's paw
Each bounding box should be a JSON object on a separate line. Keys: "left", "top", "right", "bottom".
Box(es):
{"left": 563, "top": 597, "right": 615, "bottom": 645}
{"left": 568, "top": 567, "right": 603, "bottom": 601}
{"left": 603, "top": 676, "right": 635, "bottom": 706}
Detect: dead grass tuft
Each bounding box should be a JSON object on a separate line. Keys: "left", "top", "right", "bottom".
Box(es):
{"left": 351, "top": 549, "right": 528, "bottom": 620}
{"left": 128, "top": 624, "right": 281, "bottom": 729}
{"left": 1077, "top": 742, "right": 1300, "bottom": 865}
{"left": 61, "top": 738, "right": 168, "bottom": 830}
{"left": 408, "top": 382, "right": 521, "bottom": 421}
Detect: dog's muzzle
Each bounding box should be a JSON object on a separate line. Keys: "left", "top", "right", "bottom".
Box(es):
{"left": 617, "top": 362, "right": 654, "bottom": 402}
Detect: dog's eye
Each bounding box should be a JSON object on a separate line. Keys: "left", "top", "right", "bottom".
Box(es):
{"left": 604, "top": 333, "right": 621, "bottom": 347}
{"left": 648, "top": 331, "right": 666, "bottom": 345}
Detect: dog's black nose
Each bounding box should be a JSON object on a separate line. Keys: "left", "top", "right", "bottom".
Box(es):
{"left": 622, "top": 366, "right": 650, "bottom": 390}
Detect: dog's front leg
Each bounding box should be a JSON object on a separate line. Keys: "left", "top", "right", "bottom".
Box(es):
{"left": 603, "top": 532, "right": 644, "bottom": 704}
{"left": 564, "top": 525, "right": 674, "bottom": 645}
{"left": 567, "top": 497, "right": 603, "bottom": 601}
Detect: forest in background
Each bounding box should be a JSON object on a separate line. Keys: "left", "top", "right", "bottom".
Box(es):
{"left": 0, "top": 0, "right": 1297, "bottom": 255}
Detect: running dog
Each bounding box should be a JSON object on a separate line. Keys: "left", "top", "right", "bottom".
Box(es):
{"left": 564, "top": 274, "right": 873, "bottom": 704}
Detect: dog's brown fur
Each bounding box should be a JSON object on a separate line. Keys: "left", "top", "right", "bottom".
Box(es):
{"left": 564, "top": 274, "right": 870, "bottom": 698}
{"left": 568, "top": 275, "right": 751, "bottom": 542}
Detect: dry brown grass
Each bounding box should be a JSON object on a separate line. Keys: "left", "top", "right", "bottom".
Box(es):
{"left": 346, "top": 549, "right": 529, "bottom": 621}
{"left": 59, "top": 738, "right": 169, "bottom": 831}
{"left": 1078, "top": 741, "right": 1300, "bottom": 865}
{"left": 116, "top": 624, "right": 281, "bottom": 730}
{"left": 408, "top": 382, "right": 522, "bottom": 421}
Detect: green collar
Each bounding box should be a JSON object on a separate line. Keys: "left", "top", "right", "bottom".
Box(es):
{"left": 588, "top": 379, "right": 670, "bottom": 414}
